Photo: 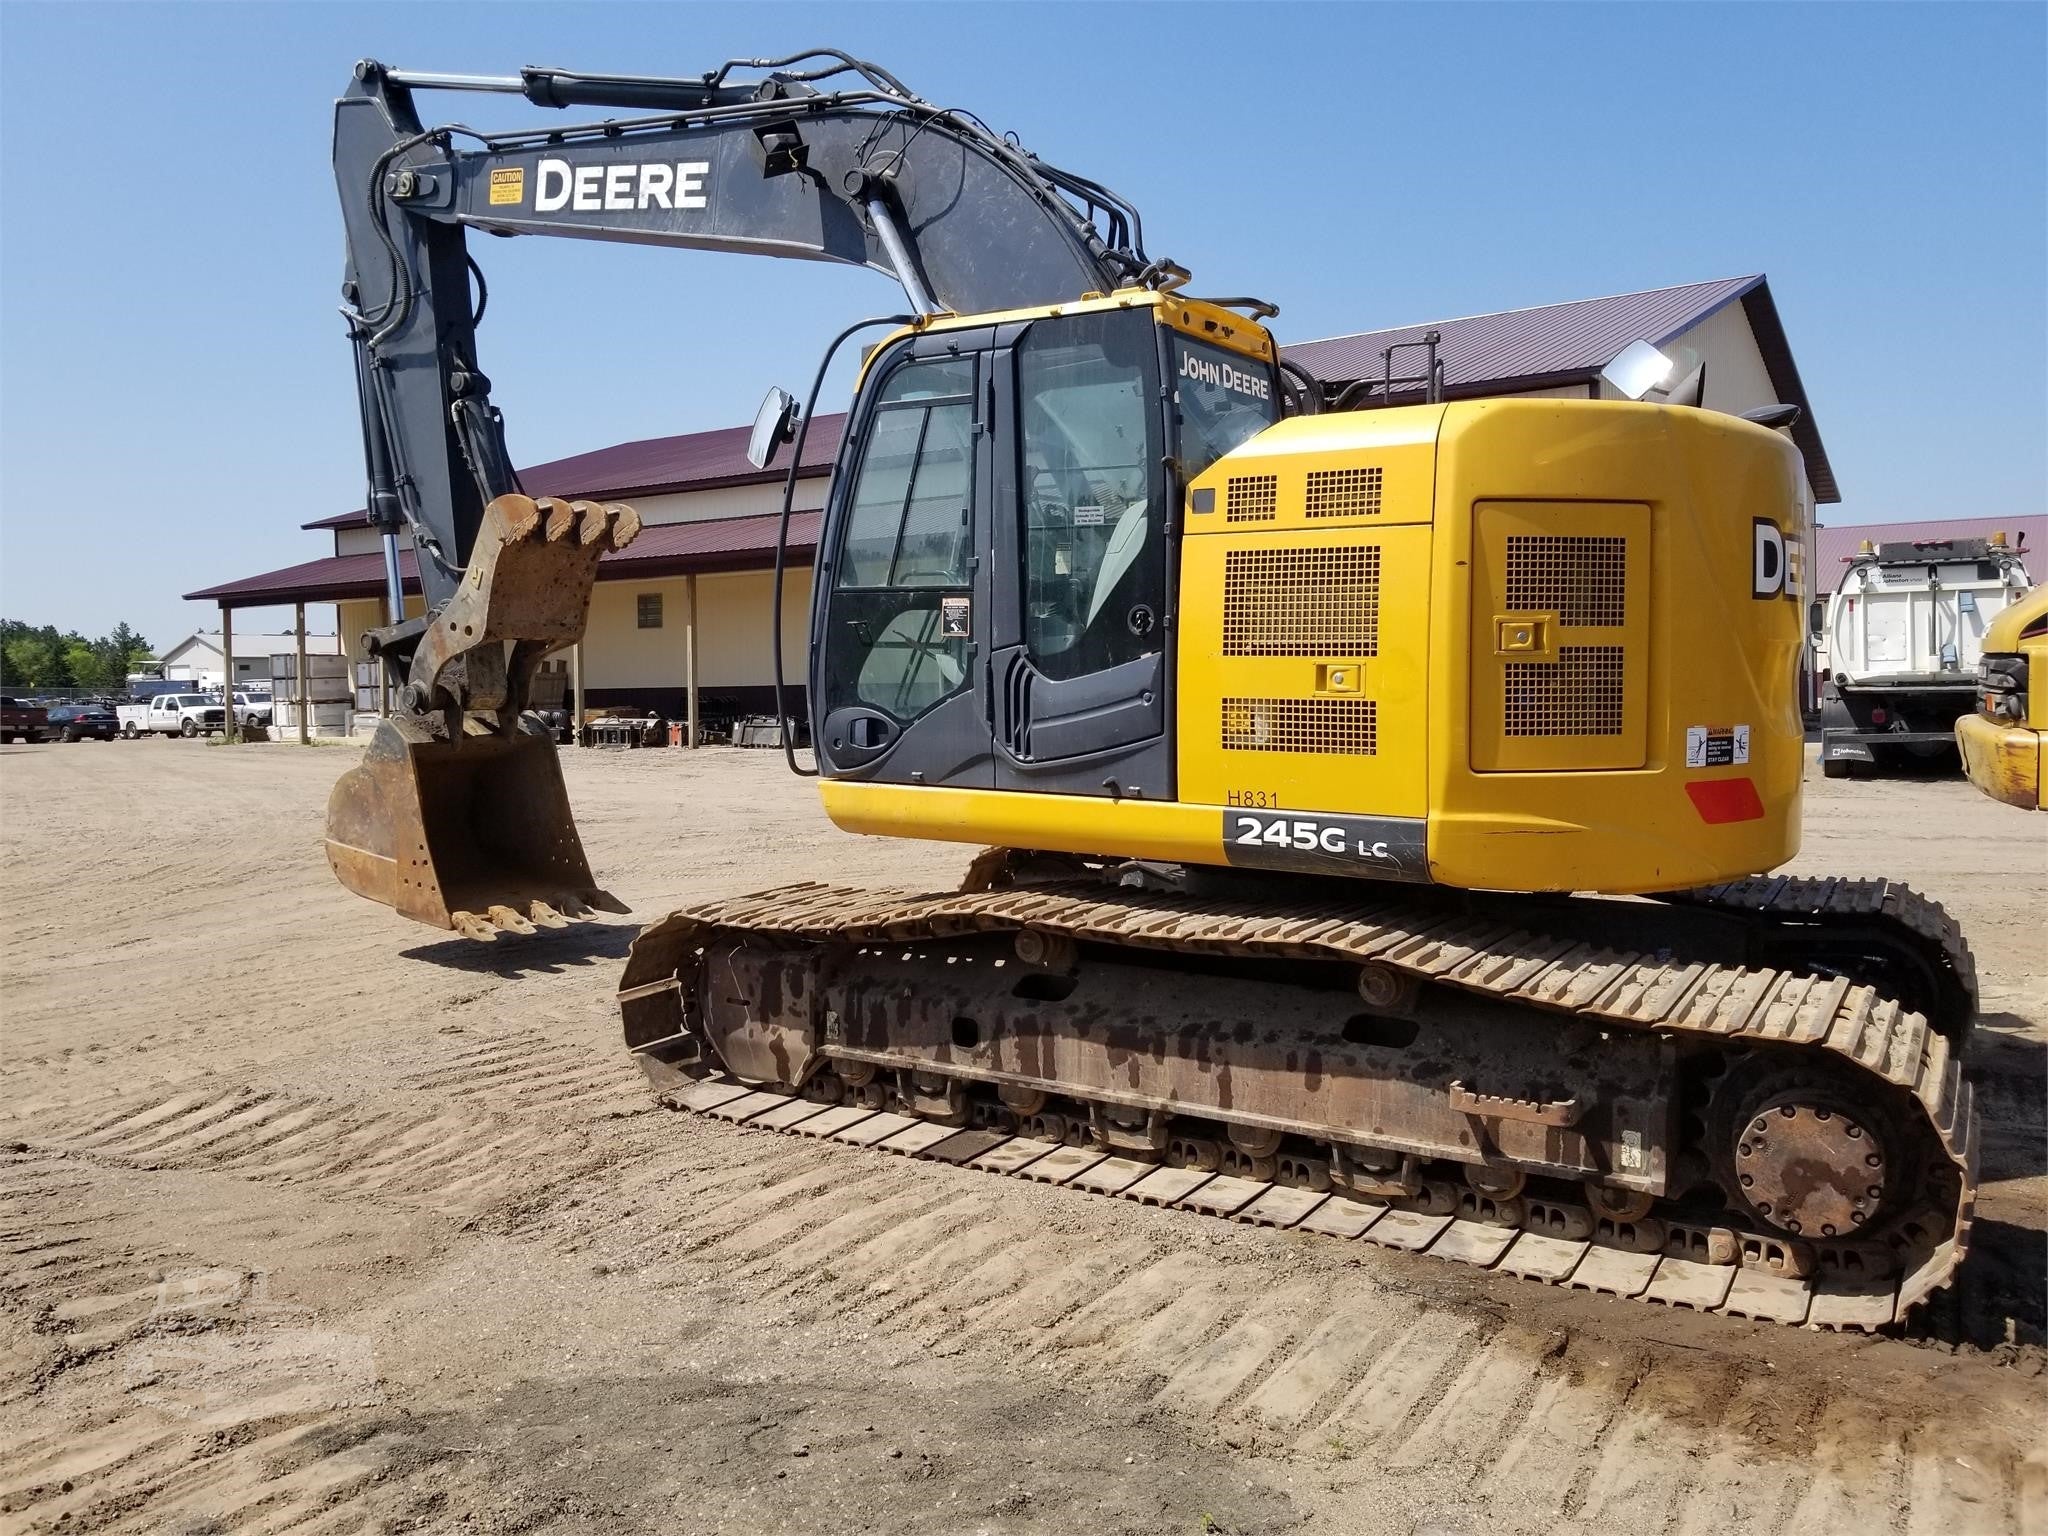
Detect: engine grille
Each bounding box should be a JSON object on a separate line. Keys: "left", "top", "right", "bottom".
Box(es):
{"left": 1221, "top": 697, "right": 1377, "bottom": 755}
{"left": 1505, "top": 535, "right": 1628, "bottom": 626}
{"left": 1222, "top": 546, "right": 1380, "bottom": 656}
{"left": 1503, "top": 645, "right": 1625, "bottom": 737}
{"left": 1225, "top": 474, "right": 1278, "bottom": 524}
{"left": 1304, "top": 466, "right": 1383, "bottom": 519}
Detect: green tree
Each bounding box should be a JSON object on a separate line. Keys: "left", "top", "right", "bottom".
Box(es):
{"left": 2, "top": 633, "right": 72, "bottom": 688}
{"left": 0, "top": 619, "right": 151, "bottom": 691}
{"left": 63, "top": 638, "right": 102, "bottom": 689}
{"left": 105, "top": 622, "right": 152, "bottom": 680}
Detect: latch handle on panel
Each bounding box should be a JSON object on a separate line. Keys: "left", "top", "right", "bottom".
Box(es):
{"left": 1492, "top": 612, "right": 1556, "bottom": 659}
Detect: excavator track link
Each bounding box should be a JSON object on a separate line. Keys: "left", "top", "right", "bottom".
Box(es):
{"left": 1662, "top": 876, "right": 1979, "bottom": 1044}
{"left": 618, "top": 879, "right": 1977, "bottom": 1332}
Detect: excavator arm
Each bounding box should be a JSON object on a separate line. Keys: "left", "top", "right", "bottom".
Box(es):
{"left": 324, "top": 50, "right": 1150, "bottom": 934}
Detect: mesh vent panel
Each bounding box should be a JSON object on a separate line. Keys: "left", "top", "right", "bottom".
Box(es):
{"left": 1225, "top": 474, "right": 1278, "bottom": 523}
{"left": 1505, "top": 535, "right": 1627, "bottom": 626}
{"left": 1503, "top": 645, "right": 1625, "bottom": 737}
{"left": 1304, "top": 466, "right": 1383, "bottom": 518}
{"left": 1223, "top": 546, "right": 1380, "bottom": 656}
{"left": 1221, "top": 697, "right": 1377, "bottom": 755}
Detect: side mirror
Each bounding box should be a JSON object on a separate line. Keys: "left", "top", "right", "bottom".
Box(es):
{"left": 747, "top": 387, "right": 800, "bottom": 470}
{"left": 1808, "top": 599, "right": 1826, "bottom": 640}
{"left": 1600, "top": 339, "right": 1676, "bottom": 402}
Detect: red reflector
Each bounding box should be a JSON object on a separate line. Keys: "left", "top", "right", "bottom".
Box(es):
{"left": 1870, "top": 708, "right": 1888, "bottom": 724}
{"left": 1686, "top": 778, "right": 1765, "bottom": 824}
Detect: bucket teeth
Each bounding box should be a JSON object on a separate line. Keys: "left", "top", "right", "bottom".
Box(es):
{"left": 540, "top": 497, "right": 579, "bottom": 543}
{"left": 523, "top": 495, "right": 638, "bottom": 552}
{"left": 495, "top": 493, "right": 545, "bottom": 542}
{"left": 486, "top": 904, "right": 538, "bottom": 936}
{"left": 445, "top": 893, "right": 628, "bottom": 941}
{"left": 605, "top": 502, "right": 642, "bottom": 550}
{"left": 449, "top": 910, "right": 500, "bottom": 943}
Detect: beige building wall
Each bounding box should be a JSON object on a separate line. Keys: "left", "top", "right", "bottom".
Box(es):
{"left": 582, "top": 567, "right": 815, "bottom": 691}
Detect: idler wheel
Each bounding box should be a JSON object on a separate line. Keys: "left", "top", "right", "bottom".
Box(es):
{"left": 1727, "top": 1087, "right": 1893, "bottom": 1239}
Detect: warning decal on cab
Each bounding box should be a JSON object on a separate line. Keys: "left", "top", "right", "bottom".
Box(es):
{"left": 1685, "top": 724, "right": 1750, "bottom": 768}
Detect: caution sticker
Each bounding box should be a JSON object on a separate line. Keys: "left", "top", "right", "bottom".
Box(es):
{"left": 488, "top": 167, "right": 526, "bottom": 206}
{"left": 1685, "top": 724, "right": 1750, "bottom": 768}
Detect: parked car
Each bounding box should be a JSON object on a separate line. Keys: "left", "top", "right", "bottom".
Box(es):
{"left": 225, "top": 690, "right": 274, "bottom": 728}
{"left": 115, "top": 693, "right": 227, "bottom": 738}
{"left": 1, "top": 696, "right": 48, "bottom": 743}
{"left": 47, "top": 704, "right": 120, "bottom": 742}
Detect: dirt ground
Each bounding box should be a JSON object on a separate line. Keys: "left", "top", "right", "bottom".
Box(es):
{"left": 2, "top": 737, "right": 2043, "bottom": 1536}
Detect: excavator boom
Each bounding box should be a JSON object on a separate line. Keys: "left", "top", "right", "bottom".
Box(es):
{"left": 326, "top": 51, "right": 1146, "bottom": 933}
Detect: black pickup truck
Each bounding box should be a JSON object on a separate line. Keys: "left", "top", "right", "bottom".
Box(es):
{"left": 2, "top": 696, "right": 49, "bottom": 743}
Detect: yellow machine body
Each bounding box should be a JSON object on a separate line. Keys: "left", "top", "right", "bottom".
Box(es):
{"left": 822, "top": 297, "right": 1808, "bottom": 894}
{"left": 1956, "top": 581, "right": 2047, "bottom": 810}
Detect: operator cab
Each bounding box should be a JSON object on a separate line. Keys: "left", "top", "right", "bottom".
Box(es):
{"left": 809, "top": 293, "right": 1281, "bottom": 798}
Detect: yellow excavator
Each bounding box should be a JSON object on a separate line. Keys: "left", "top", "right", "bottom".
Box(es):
{"left": 1957, "top": 582, "right": 2047, "bottom": 810}
{"left": 324, "top": 51, "right": 1977, "bottom": 1329}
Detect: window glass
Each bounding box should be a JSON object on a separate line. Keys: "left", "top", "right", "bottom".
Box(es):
{"left": 853, "top": 609, "right": 966, "bottom": 718}
{"left": 1172, "top": 335, "right": 1278, "bottom": 479}
{"left": 837, "top": 360, "right": 975, "bottom": 590}
{"left": 636, "top": 592, "right": 663, "bottom": 629}
{"left": 1017, "top": 312, "right": 1162, "bottom": 680}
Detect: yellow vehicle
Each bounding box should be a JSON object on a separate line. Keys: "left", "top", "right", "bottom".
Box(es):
{"left": 1957, "top": 581, "right": 2047, "bottom": 809}
{"left": 325, "top": 52, "right": 1977, "bottom": 1330}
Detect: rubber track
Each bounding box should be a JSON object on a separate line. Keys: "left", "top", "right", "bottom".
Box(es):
{"left": 620, "top": 879, "right": 1979, "bottom": 1331}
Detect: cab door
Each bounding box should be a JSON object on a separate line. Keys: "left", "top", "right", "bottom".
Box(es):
{"left": 811, "top": 335, "right": 995, "bottom": 787}
{"left": 988, "top": 308, "right": 1173, "bottom": 798}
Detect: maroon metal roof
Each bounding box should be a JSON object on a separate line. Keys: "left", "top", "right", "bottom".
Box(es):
{"left": 185, "top": 550, "right": 422, "bottom": 606}
{"left": 1285, "top": 276, "right": 1760, "bottom": 391}
{"left": 188, "top": 511, "right": 821, "bottom": 607}
{"left": 304, "top": 414, "right": 846, "bottom": 531}
{"left": 1283, "top": 275, "right": 1838, "bottom": 504}
{"left": 599, "top": 509, "right": 821, "bottom": 578}
{"left": 1813, "top": 515, "right": 2044, "bottom": 591}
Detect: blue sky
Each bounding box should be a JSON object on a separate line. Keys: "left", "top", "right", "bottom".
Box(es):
{"left": 2, "top": 1, "right": 2042, "bottom": 646}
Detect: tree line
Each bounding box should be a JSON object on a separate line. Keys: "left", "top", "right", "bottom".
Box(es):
{"left": 1, "top": 619, "right": 155, "bottom": 692}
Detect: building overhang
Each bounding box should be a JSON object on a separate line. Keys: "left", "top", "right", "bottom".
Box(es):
{"left": 186, "top": 512, "right": 822, "bottom": 610}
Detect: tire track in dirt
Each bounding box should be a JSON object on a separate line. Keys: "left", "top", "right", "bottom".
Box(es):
{"left": 0, "top": 1154, "right": 449, "bottom": 1536}
{"left": 11, "top": 1082, "right": 606, "bottom": 1225}
{"left": 465, "top": 1105, "right": 2036, "bottom": 1535}
{"left": 10, "top": 1011, "right": 2039, "bottom": 1535}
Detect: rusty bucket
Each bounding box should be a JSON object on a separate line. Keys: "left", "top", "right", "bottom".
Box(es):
{"left": 325, "top": 714, "right": 626, "bottom": 939}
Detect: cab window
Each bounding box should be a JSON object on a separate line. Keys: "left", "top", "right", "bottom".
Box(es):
{"left": 1016, "top": 312, "right": 1163, "bottom": 681}
{"left": 1171, "top": 335, "right": 1278, "bottom": 479}
{"left": 836, "top": 358, "right": 975, "bottom": 590}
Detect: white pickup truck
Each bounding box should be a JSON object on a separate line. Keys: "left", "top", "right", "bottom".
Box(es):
{"left": 116, "top": 693, "right": 228, "bottom": 739}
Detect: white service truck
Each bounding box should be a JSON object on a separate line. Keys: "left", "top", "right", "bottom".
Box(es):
{"left": 116, "top": 692, "right": 229, "bottom": 739}
{"left": 1817, "top": 533, "right": 2033, "bottom": 776}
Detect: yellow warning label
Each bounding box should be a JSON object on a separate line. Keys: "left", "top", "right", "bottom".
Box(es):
{"left": 487, "top": 167, "right": 525, "bottom": 206}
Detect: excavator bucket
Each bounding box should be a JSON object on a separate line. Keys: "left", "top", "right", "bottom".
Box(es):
{"left": 324, "top": 493, "right": 640, "bottom": 939}
{"left": 325, "top": 717, "right": 627, "bottom": 938}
